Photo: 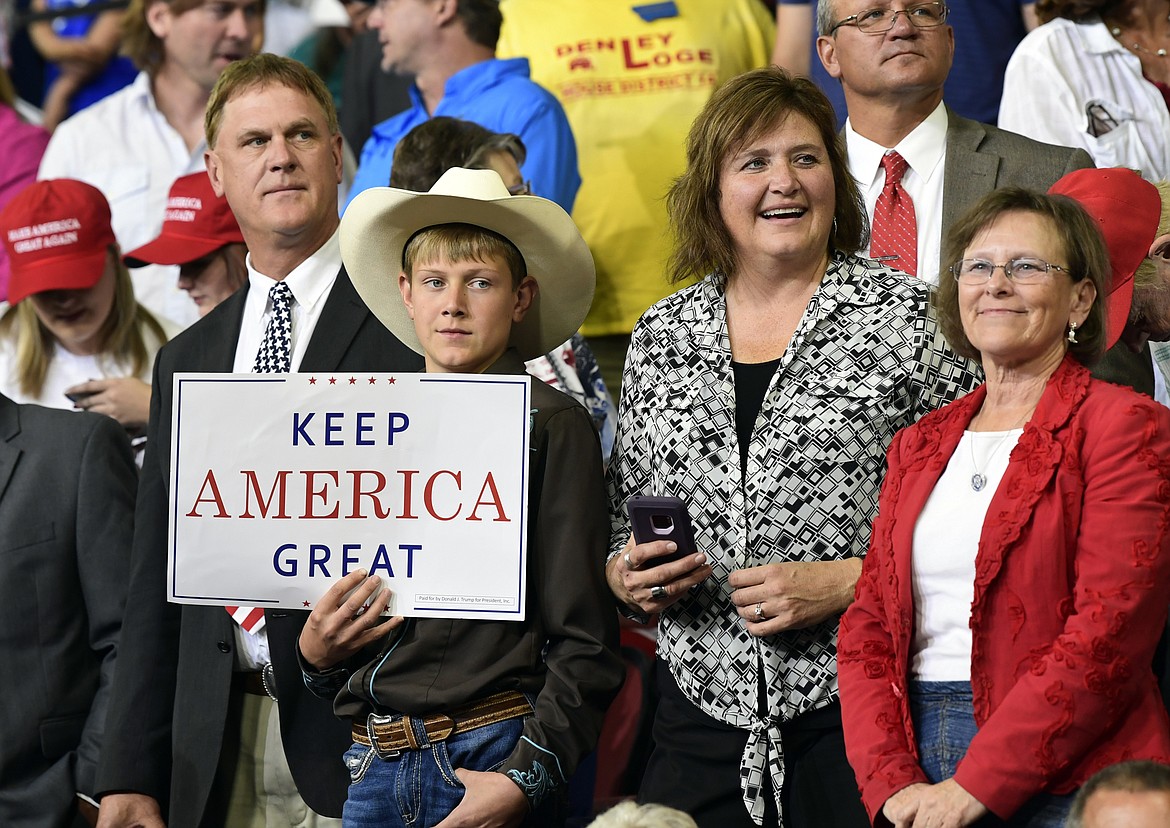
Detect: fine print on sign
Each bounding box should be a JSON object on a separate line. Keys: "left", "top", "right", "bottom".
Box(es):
{"left": 167, "top": 372, "right": 532, "bottom": 621}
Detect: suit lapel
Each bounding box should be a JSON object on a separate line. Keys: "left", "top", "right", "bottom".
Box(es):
{"left": 300, "top": 267, "right": 367, "bottom": 373}
{"left": 0, "top": 397, "right": 21, "bottom": 502}
{"left": 971, "top": 358, "right": 1087, "bottom": 601}
{"left": 941, "top": 111, "right": 1001, "bottom": 245}
{"left": 199, "top": 284, "right": 249, "bottom": 372}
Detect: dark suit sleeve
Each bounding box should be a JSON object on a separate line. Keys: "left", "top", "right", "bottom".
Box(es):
{"left": 74, "top": 415, "right": 137, "bottom": 798}
{"left": 96, "top": 353, "right": 181, "bottom": 805}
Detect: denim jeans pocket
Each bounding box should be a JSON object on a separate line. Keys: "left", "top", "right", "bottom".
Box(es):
{"left": 343, "top": 742, "right": 377, "bottom": 786}
{"left": 441, "top": 716, "right": 526, "bottom": 780}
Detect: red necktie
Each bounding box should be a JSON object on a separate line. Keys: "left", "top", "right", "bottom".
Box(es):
{"left": 870, "top": 151, "right": 918, "bottom": 277}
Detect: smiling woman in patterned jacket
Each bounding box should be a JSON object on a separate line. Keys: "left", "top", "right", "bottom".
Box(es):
{"left": 604, "top": 66, "right": 980, "bottom": 828}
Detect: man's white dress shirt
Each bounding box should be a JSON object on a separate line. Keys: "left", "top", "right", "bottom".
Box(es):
{"left": 846, "top": 102, "right": 949, "bottom": 285}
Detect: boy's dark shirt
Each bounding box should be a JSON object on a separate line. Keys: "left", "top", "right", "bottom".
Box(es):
{"left": 302, "top": 348, "right": 622, "bottom": 798}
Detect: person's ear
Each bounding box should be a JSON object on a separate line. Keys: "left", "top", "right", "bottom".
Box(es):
{"left": 512, "top": 277, "right": 537, "bottom": 323}
{"left": 1070, "top": 278, "right": 1097, "bottom": 326}
{"left": 431, "top": 0, "right": 457, "bottom": 27}
{"left": 330, "top": 132, "right": 344, "bottom": 185}
{"left": 1149, "top": 232, "right": 1170, "bottom": 260}
{"left": 204, "top": 152, "right": 226, "bottom": 198}
{"left": 398, "top": 271, "right": 414, "bottom": 319}
{"left": 145, "top": 0, "right": 172, "bottom": 39}
{"left": 815, "top": 34, "right": 842, "bottom": 79}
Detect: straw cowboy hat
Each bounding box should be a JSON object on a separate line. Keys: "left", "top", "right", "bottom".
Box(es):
{"left": 340, "top": 167, "right": 595, "bottom": 360}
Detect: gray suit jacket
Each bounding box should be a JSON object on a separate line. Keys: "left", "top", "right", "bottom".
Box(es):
{"left": 0, "top": 397, "right": 136, "bottom": 828}
{"left": 96, "top": 268, "right": 422, "bottom": 826}
{"left": 939, "top": 109, "right": 1095, "bottom": 266}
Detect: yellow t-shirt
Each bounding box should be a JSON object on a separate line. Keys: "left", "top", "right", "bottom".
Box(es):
{"left": 498, "top": 0, "right": 774, "bottom": 336}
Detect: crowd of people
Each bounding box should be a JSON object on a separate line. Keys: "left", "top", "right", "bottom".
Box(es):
{"left": 4, "top": 1, "right": 1170, "bottom": 828}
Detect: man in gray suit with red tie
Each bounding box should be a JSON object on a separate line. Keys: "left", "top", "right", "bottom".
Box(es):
{"left": 95, "top": 54, "right": 422, "bottom": 828}
{"left": 815, "top": 0, "right": 1153, "bottom": 395}
{"left": 814, "top": 0, "right": 1092, "bottom": 285}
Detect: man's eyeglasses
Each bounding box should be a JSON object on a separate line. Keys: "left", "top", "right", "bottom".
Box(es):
{"left": 829, "top": 2, "right": 948, "bottom": 35}
{"left": 949, "top": 258, "right": 1072, "bottom": 285}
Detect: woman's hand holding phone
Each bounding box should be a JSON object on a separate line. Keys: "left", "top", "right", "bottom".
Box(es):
{"left": 606, "top": 534, "right": 712, "bottom": 615}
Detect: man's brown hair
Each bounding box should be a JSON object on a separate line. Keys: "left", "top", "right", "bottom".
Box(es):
{"left": 204, "top": 53, "right": 339, "bottom": 148}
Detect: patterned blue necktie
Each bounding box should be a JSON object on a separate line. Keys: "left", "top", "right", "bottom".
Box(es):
{"left": 253, "top": 281, "right": 293, "bottom": 373}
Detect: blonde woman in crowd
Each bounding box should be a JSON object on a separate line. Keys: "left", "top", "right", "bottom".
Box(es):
{"left": 0, "top": 179, "right": 176, "bottom": 435}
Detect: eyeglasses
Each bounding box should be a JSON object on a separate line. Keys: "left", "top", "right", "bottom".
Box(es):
{"left": 507, "top": 180, "right": 532, "bottom": 196}
{"left": 950, "top": 258, "right": 1072, "bottom": 285}
{"left": 829, "top": 2, "right": 948, "bottom": 35}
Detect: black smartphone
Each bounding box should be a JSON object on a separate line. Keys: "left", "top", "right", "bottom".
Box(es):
{"left": 626, "top": 495, "right": 696, "bottom": 566}
{"left": 65, "top": 390, "right": 95, "bottom": 405}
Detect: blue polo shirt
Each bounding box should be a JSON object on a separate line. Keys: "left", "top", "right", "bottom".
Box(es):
{"left": 347, "top": 57, "right": 580, "bottom": 212}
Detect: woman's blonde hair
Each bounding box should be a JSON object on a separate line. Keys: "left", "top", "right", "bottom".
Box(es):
{"left": 0, "top": 247, "right": 168, "bottom": 397}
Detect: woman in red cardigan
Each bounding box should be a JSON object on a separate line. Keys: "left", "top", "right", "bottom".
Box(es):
{"left": 838, "top": 185, "right": 1170, "bottom": 828}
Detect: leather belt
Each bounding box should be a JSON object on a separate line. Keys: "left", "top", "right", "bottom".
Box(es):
{"left": 237, "top": 664, "right": 278, "bottom": 701}
{"left": 352, "top": 691, "right": 532, "bottom": 758}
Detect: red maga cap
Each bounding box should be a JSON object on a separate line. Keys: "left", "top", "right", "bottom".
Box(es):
{"left": 0, "top": 179, "right": 116, "bottom": 305}
{"left": 123, "top": 172, "right": 245, "bottom": 268}
{"left": 1049, "top": 168, "right": 1161, "bottom": 350}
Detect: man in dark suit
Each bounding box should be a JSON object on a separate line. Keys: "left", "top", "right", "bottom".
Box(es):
{"left": 0, "top": 397, "right": 135, "bottom": 828}
{"left": 95, "top": 54, "right": 421, "bottom": 828}
{"left": 814, "top": 0, "right": 1093, "bottom": 286}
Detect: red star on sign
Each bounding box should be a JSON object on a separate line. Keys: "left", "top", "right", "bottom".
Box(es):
{"left": 302, "top": 601, "right": 311, "bottom": 607}
{"left": 348, "top": 377, "right": 357, "bottom": 385}
{"left": 368, "top": 377, "right": 377, "bottom": 385}
{"left": 308, "top": 377, "right": 317, "bottom": 385}
{"left": 387, "top": 377, "right": 396, "bottom": 384}
{"left": 328, "top": 377, "right": 337, "bottom": 385}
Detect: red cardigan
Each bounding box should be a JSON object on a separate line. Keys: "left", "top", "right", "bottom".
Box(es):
{"left": 839, "top": 356, "right": 1170, "bottom": 823}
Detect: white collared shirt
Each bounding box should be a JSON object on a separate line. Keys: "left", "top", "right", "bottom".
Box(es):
{"left": 230, "top": 228, "right": 341, "bottom": 669}
{"left": 846, "top": 101, "right": 949, "bottom": 285}
{"left": 232, "top": 229, "right": 342, "bottom": 373}
{"left": 1000, "top": 17, "right": 1170, "bottom": 182}
{"left": 38, "top": 71, "right": 204, "bottom": 329}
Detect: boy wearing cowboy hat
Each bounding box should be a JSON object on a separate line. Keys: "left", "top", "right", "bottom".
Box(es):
{"left": 297, "top": 167, "right": 622, "bottom": 827}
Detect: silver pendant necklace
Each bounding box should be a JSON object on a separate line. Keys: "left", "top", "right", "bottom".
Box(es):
{"left": 968, "top": 416, "right": 1028, "bottom": 492}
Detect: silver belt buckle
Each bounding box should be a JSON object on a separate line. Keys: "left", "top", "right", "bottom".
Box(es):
{"left": 261, "top": 662, "right": 279, "bottom": 702}
{"left": 366, "top": 713, "right": 402, "bottom": 759}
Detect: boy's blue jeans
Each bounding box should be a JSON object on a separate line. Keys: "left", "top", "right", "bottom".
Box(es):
{"left": 342, "top": 715, "right": 560, "bottom": 828}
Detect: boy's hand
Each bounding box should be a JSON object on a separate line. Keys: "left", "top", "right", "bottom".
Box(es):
{"left": 299, "top": 569, "right": 402, "bottom": 670}
{"left": 434, "top": 770, "right": 528, "bottom": 828}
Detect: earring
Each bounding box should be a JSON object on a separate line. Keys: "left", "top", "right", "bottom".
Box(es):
{"left": 1067, "top": 321, "right": 1078, "bottom": 344}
